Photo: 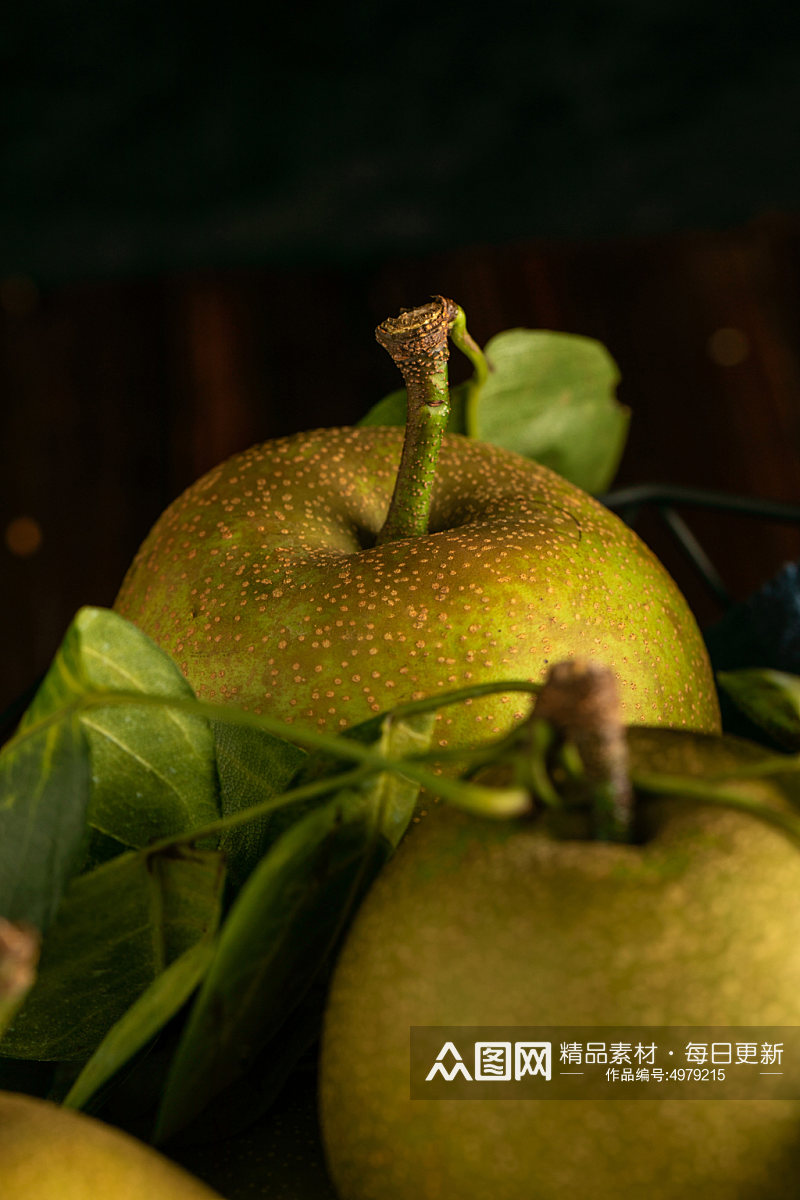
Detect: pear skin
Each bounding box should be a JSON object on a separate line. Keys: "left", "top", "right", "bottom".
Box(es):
{"left": 0, "top": 1091, "right": 223, "bottom": 1199}
{"left": 115, "top": 427, "right": 719, "bottom": 747}
{"left": 319, "top": 729, "right": 800, "bottom": 1200}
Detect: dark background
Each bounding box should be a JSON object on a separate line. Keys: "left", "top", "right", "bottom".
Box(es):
{"left": 4, "top": 0, "right": 800, "bottom": 718}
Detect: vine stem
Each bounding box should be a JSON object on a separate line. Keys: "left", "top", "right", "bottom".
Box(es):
{"left": 633, "top": 770, "right": 800, "bottom": 845}
{"left": 449, "top": 303, "right": 491, "bottom": 434}
{"left": 3, "top": 681, "right": 543, "bottom": 853}
{"left": 6, "top": 678, "right": 542, "bottom": 761}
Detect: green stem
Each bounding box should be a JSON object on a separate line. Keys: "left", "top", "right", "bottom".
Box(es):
{"left": 145, "top": 766, "right": 372, "bottom": 854}
{"left": 76, "top": 692, "right": 526, "bottom": 813}
{"left": 523, "top": 718, "right": 561, "bottom": 808}
{"left": 633, "top": 769, "right": 800, "bottom": 846}
{"left": 4, "top": 678, "right": 543, "bottom": 762}
{"left": 381, "top": 678, "right": 541, "bottom": 722}
{"left": 700, "top": 755, "right": 800, "bottom": 780}
{"left": 450, "top": 304, "right": 490, "bottom": 435}
{"left": 3, "top": 686, "right": 536, "bottom": 852}
{"left": 450, "top": 305, "right": 489, "bottom": 387}
{"left": 374, "top": 296, "right": 457, "bottom": 545}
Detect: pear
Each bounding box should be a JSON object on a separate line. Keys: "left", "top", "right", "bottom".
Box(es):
{"left": 114, "top": 424, "right": 719, "bottom": 750}
{"left": 114, "top": 298, "right": 718, "bottom": 750}
{"left": 318, "top": 727, "right": 800, "bottom": 1200}
{"left": 0, "top": 1090, "right": 223, "bottom": 1198}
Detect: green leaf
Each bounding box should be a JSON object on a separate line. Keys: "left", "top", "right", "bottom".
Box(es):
{"left": 62, "top": 935, "right": 216, "bottom": 1111}
{"left": 717, "top": 670, "right": 800, "bottom": 751}
{"left": 175, "top": 984, "right": 325, "bottom": 1145}
{"left": 473, "top": 330, "right": 629, "bottom": 492}
{"left": 212, "top": 720, "right": 308, "bottom": 894}
{"left": 358, "top": 385, "right": 405, "bottom": 426}
{"left": 155, "top": 803, "right": 361, "bottom": 1140}
{"left": 155, "top": 709, "right": 436, "bottom": 1141}
{"left": 358, "top": 382, "right": 469, "bottom": 433}
{"left": 0, "top": 846, "right": 225, "bottom": 1061}
{"left": 18, "top": 606, "right": 220, "bottom": 848}
{"left": 358, "top": 708, "right": 438, "bottom": 848}
{"left": 0, "top": 711, "right": 90, "bottom": 930}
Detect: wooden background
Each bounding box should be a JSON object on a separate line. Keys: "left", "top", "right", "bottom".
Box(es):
{"left": 4, "top": 214, "right": 800, "bottom": 721}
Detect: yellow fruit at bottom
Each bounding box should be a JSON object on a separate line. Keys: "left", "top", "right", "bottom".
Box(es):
{"left": 0, "top": 1091, "right": 223, "bottom": 1199}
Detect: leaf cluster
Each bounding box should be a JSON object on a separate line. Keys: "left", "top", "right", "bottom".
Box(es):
{"left": 3, "top": 606, "right": 800, "bottom": 1149}
{"left": 0, "top": 607, "right": 455, "bottom": 1140}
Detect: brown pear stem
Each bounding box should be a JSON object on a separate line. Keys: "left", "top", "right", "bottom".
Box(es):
{"left": 0, "top": 918, "right": 39, "bottom": 1032}
{"left": 374, "top": 296, "right": 458, "bottom": 545}
{"left": 534, "top": 661, "right": 633, "bottom": 841}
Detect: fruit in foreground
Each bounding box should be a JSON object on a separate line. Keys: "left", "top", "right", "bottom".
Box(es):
{"left": 318, "top": 721, "right": 800, "bottom": 1199}
{"left": 114, "top": 299, "right": 719, "bottom": 748}
{"left": 0, "top": 1090, "right": 223, "bottom": 1199}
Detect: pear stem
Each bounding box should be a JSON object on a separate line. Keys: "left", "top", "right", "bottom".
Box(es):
{"left": 534, "top": 660, "right": 633, "bottom": 841}
{"left": 374, "top": 296, "right": 458, "bottom": 545}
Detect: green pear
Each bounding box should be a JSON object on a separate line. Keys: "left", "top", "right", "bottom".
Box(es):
{"left": 114, "top": 299, "right": 718, "bottom": 751}
{"left": 0, "top": 1090, "right": 223, "bottom": 1198}
{"left": 318, "top": 727, "right": 800, "bottom": 1200}
{"left": 114, "top": 424, "right": 719, "bottom": 750}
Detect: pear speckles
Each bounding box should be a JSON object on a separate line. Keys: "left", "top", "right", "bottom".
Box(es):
{"left": 114, "top": 426, "right": 720, "bottom": 749}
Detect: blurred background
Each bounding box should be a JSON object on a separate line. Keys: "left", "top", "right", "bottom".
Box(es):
{"left": 4, "top": 0, "right": 800, "bottom": 718}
